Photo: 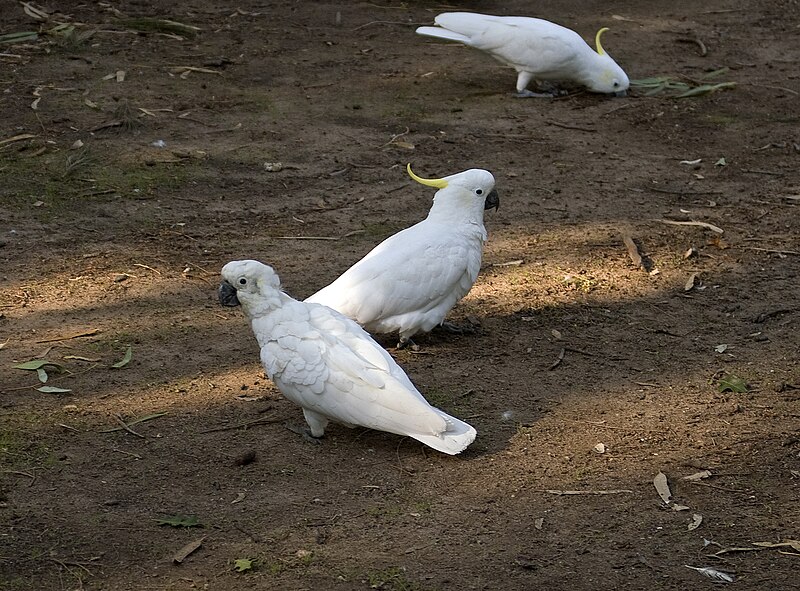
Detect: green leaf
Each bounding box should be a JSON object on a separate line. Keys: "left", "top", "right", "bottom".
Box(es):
{"left": 111, "top": 346, "right": 133, "bottom": 369}
{"left": 715, "top": 157, "right": 727, "bottom": 166}
{"left": 37, "top": 386, "right": 72, "bottom": 393}
{"left": 718, "top": 375, "right": 749, "bottom": 393}
{"left": 155, "top": 514, "right": 202, "bottom": 528}
{"left": 0, "top": 31, "right": 39, "bottom": 44}
{"left": 37, "top": 368, "right": 48, "bottom": 383}
{"left": 233, "top": 558, "right": 253, "bottom": 572}
{"left": 702, "top": 67, "right": 730, "bottom": 79}
{"left": 13, "top": 359, "right": 63, "bottom": 371}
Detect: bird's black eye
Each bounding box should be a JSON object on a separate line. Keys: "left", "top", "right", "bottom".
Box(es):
{"left": 476, "top": 189, "right": 483, "bottom": 195}
{"left": 613, "top": 81, "right": 619, "bottom": 88}
{"left": 238, "top": 277, "right": 247, "bottom": 286}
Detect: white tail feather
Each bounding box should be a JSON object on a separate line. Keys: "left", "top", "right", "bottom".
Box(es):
{"left": 408, "top": 410, "right": 476, "bottom": 455}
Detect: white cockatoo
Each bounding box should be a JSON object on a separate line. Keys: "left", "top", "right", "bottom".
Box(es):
{"left": 416, "top": 12, "right": 629, "bottom": 97}
{"left": 305, "top": 164, "right": 499, "bottom": 348}
{"left": 219, "top": 260, "right": 477, "bottom": 455}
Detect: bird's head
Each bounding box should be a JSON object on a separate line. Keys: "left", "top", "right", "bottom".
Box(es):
{"left": 407, "top": 164, "right": 499, "bottom": 220}
{"left": 219, "top": 260, "right": 282, "bottom": 313}
{"left": 587, "top": 27, "right": 630, "bottom": 96}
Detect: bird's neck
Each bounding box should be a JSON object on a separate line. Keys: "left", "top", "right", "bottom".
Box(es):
{"left": 427, "top": 195, "right": 486, "bottom": 227}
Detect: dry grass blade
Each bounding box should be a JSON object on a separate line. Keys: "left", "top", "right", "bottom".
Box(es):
{"left": 63, "top": 146, "right": 92, "bottom": 178}
{"left": 0, "top": 31, "right": 39, "bottom": 44}
{"left": 118, "top": 17, "right": 201, "bottom": 38}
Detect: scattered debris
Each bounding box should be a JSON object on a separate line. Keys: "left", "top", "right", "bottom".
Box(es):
{"left": 37, "top": 386, "right": 72, "bottom": 394}
{"left": 593, "top": 443, "right": 607, "bottom": 454}
{"left": 657, "top": 219, "right": 724, "bottom": 234}
{"left": 35, "top": 328, "right": 100, "bottom": 343}
{"left": 100, "top": 411, "right": 167, "bottom": 434}
{"left": 714, "top": 344, "right": 729, "bottom": 353}
{"left": 715, "top": 157, "right": 727, "bottom": 166}
{"left": 653, "top": 472, "right": 672, "bottom": 504}
{"left": 685, "top": 565, "right": 735, "bottom": 583}
{"left": 111, "top": 345, "right": 133, "bottom": 368}
{"left": 683, "top": 470, "right": 713, "bottom": 481}
{"left": 234, "top": 450, "right": 257, "bottom": 466}
{"left": 547, "top": 348, "right": 565, "bottom": 370}
{"left": 233, "top": 558, "right": 253, "bottom": 572}
{"left": 684, "top": 272, "right": 699, "bottom": 291}
{"left": 540, "top": 489, "right": 634, "bottom": 495}
{"left": 688, "top": 513, "right": 704, "bottom": 531}
{"left": 156, "top": 514, "right": 203, "bottom": 528}
{"left": 631, "top": 70, "right": 736, "bottom": 98}
{"left": 622, "top": 233, "right": 643, "bottom": 269}
{"left": 172, "top": 536, "right": 206, "bottom": 564}
{"left": 718, "top": 374, "right": 748, "bottom": 393}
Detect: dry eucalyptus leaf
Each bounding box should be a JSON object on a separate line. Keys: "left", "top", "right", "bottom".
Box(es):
{"left": 653, "top": 471, "right": 672, "bottom": 504}
{"left": 688, "top": 513, "right": 703, "bottom": 531}
{"left": 683, "top": 470, "right": 712, "bottom": 481}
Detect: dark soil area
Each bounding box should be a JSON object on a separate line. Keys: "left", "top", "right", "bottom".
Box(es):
{"left": 1, "top": 1, "right": 798, "bottom": 589}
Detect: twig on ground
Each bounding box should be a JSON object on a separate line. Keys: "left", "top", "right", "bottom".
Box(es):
{"left": 199, "top": 416, "right": 284, "bottom": 434}
{"left": 547, "top": 348, "right": 565, "bottom": 370}
{"left": 545, "top": 119, "right": 596, "bottom": 132}
{"left": 112, "top": 413, "right": 145, "bottom": 438}
{"left": 656, "top": 219, "right": 724, "bottom": 234}
{"left": 539, "top": 489, "right": 634, "bottom": 495}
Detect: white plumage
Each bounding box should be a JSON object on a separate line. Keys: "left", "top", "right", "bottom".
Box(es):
{"left": 416, "top": 12, "right": 629, "bottom": 96}
{"left": 306, "top": 165, "right": 498, "bottom": 347}
{"left": 219, "top": 260, "right": 477, "bottom": 455}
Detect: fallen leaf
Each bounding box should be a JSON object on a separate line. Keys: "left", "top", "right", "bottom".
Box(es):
{"left": 172, "top": 537, "right": 205, "bottom": 564}
{"left": 752, "top": 540, "right": 800, "bottom": 553}
{"left": 36, "top": 368, "right": 48, "bottom": 383}
{"left": 684, "top": 272, "right": 698, "bottom": 291}
{"left": 233, "top": 558, "right": 253, "bottom": 572}
{"left": 714, "top": 344, "right": 729, "bottom": 353}
{"left": 688, "top": 513, "right": 703, "bottom": 531}
{"left": 672, "top": 503, "right": 691, "bottom": 512}
{"left": 719, "top": 374, "right": 748, "bottom": 393}
{"left": 653, "top": 471, "right": 672, "bottom": 504}
{"left": 111, "top": 345, "right": 133, "bottom": 368}
{"left": 63, "top": 355, "right": 101, "bottom": 362}
{"left": 156, "top": 515, "right": 202, "bottom": 528}
{"left": 37, "top": 386, "right": 72, "bottom": 393}
{"left": 683, "top": 470, "right": 712, "bottom": 481}
{"left": 13, "top": 359, "right": 64, "bottom": 371}
{"left": 551, "top": 329, "right": 562, "bottom": 340}
{"left": 715, "top": 157, "right": 727, "bottom": 166}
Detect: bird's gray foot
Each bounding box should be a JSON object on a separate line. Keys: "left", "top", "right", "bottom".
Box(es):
{"left": 285, "top": 423, "right": 322, "bottom": 445}
{"left": 514, "top": 89, "right": 554, "bottom": 98}
{"left": 437, "top": 321, "right": 477, "bottom": 335}
{"left": 396, "top": 337, "right": 419, "bottom": 351}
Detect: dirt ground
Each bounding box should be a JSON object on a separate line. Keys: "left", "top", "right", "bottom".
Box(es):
{"left": 1, "top": 1, "right": 799, "bottom": 589}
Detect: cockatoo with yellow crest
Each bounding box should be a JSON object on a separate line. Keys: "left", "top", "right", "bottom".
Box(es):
{"left": 416, "top": 12, "right": 629, "bottom": 97}
{"left": 306, "top": 164, "right": 499, "bottom": 348}
{"left": 218, "top": 260, "right": 477, "bottom": 455}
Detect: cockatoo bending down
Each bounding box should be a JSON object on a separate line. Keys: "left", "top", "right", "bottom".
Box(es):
{"left": 416, "top": 12, "right": 629, "bottom": 97}
{"left": 219, "top": 260, "right": 477, "bottom": 455}
{"left": 306, "top": 164, "right": 499, "bottom": 348}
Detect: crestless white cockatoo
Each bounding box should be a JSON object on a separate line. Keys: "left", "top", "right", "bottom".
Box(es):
{"left": 305, "top": 164, "right": 499, "bottom": 348}
{"left": 219, "top": 260, "right": 477, "bottom": 455}
{"left": 416, "top": 12, "right": 629, "bottom": 97}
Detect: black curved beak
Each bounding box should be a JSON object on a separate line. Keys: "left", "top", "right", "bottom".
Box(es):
{"left": 484, "top": 189, "right": 500, "bottom": 211}
{"left": 218, "top": 281, "right": 240, "bottom": 307}
{"left": 614, "top": 90, "right": 627, "bottom": 98}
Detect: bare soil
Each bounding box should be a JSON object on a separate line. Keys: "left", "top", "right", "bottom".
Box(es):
{"left": 1, "top": 1, "right": 798, "bottom": 589}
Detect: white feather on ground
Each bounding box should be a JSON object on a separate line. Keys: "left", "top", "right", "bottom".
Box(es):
{"left": 306, "top": 166, "right": 498, "bottom": 346}
{"left": 219, "top": 259, "right": 477, "bottom": 455}
{"left": 416, "top": 12, "right": 629, "bottom": 96}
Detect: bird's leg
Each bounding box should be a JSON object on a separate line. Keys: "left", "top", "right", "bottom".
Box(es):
{"left": 396, "top": 336, "right": 419, "bottom": 351}
{"left": 514, "top": 72, "right": 567, "bottom": 98}
{"left": 284, "top": 423, "right": 322, "bottom": 445}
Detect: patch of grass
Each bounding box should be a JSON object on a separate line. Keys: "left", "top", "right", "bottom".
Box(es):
{"left": 705, "top": 114, "right": 738, "bottom": 126}
{"left": 365, "top": 567, "right": 425, "bottom": 591}
{"left": 0, "top": 414, "right": 56, "bottom": 471}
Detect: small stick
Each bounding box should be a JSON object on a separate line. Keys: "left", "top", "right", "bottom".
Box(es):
{"left": 545, "top": 119, "right": 596, "bottom": 132}
{"left": 741, "top": 246, "right": 800, "bottom": 256}
{"left": 113, "top": 413, "right": 145, "bottom": 438}
{"left": 547, "top": 348, "right": 565, "bottom": 370}
{"left": 740, "top": 168, "right": 783, "bottom": 176}
{"left": 199, "top": 416, "right": 284, "bottom": 434}
{"left": 277, "top": 235, "right": 340, "bottom": 241}
{"left": 656, "top": 219, "right": 724, "bottom": 234}
{"left": 622, "top": 234, "right": 643, "bottom": 268}
{"left": 647, "top": 187, "right": 722, "bottom": 196}
{"left": 538, "top": 489, "right": 634, "bottom": 495}
{"left": 35, "top": 328, "right": 100, "bottom": 343}
{"left": 565, "top": 346, "right": 595, "bottom": 357}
